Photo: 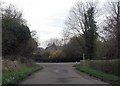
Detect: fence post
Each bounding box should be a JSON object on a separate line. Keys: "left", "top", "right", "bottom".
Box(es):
{"left": 83, "top": 53, "right": 85, "bottom": 65}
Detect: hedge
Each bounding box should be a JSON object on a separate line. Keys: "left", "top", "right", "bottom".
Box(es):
{"left": 83, "top": 59, "right": 120, "bottom": 77}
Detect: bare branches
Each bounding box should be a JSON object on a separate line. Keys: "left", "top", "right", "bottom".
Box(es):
{"left": 64, "top": 1, "right": 99, "bottom": 38}
{"left": 2, "top": 4, "right": 26, "bottom": 25}
{"left": 64, "top": 1, "right": 99, "bottom": 59}
{"left": 104, "top": 1, "right": 120, "bottom": 58}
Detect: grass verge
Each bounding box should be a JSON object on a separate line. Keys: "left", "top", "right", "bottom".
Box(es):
{"left": 0, "top": 73, "right": 1, "bottom": 85}
{"left": 74, "top": 64, "right": 120, "bottom": 85}
{"left": 2, "top": 64, "right": 43, "bottom": 84}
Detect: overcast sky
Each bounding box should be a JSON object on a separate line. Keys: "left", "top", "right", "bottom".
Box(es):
{"left": 2, "top": 0, "right": 79, "bottom": 48}
{"left": 2, "top": 0, "right": 116, "bottom": 48}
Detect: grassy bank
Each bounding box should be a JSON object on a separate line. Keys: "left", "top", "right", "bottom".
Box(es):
{"left": 84, "top": 59, "right": 120, "bottom": 77}
{"left": 74, "top": 64, "right": 120, "bottom": 85}
{"left": 0, "top": 73, "right": 1, "bottom": 85}
{"left": 2, "top": 63, "right": 43, "bottom": 84}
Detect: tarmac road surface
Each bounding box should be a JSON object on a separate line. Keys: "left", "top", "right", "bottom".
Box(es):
{"left": 20, "top": 63, "right": 109, "bottom": 85}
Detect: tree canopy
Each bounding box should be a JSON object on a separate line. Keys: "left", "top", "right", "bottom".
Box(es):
{"left": 2, "top": 5, "right": 38, "bottom": 58}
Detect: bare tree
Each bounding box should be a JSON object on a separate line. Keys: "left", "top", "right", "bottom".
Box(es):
{"left": 31, "top": 30, "right": 40, "bottom": 46}
{"left": 104, "top": 1, "right": 120, "bottom": 58}
{"left": 65, "top": 2, "right": 98, "bottom": 35}
{"left": 62, "top": 29, "right": 71, "bottom": 45}
{"left": 64, "top": 1, "right": 98, "bottom": 59}
{"left": 45, "top": 38, "right": 63, "bottom": 47}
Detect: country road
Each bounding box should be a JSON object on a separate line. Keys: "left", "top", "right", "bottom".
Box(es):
{"left": 20, "top": 63, "right": 109, "bottom": 84}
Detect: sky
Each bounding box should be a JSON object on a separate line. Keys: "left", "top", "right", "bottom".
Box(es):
{"left": 2, "top": 0, "right": 117, "bottom": 48}
{"left": 2, "top": 0, "right": 78, "bottom": 48}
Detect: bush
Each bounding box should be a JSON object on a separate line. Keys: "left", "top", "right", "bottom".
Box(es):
{"left": 2, "top": 59, "right": 42, "bottom": 84}
{"left": 83, "top": 59, "right": 120, "bottom": 77}
{"left": 74, "top": 64, "right": 120, "bottom": 85}
{"left": 34, "top": 56, "right": 81, "bottom": 62}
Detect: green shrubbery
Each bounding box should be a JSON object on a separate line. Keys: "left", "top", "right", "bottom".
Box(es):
{"left": 2, "top": 60, "right": 42, "bottom": 84}
{"left": 0, "top": 73, "right": 1, "bottom": 85}
{"left": 83, "top": 59, "right": 120, "bottom": 77}
{"left": 74, "top": 64, "right": 120, "bottom": 85}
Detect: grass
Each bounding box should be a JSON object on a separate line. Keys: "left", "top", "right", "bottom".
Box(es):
{"left": 85, "top": 59, "right": 120, "bottom": 77}
{"left": 2, "top": 64, "right": 43, "bottom": 84}
{"left": 74, "top": 64, "right": 120, "bottom": 85}
{"left": 0, "top": 73, "right": 1, "bottom": 85}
